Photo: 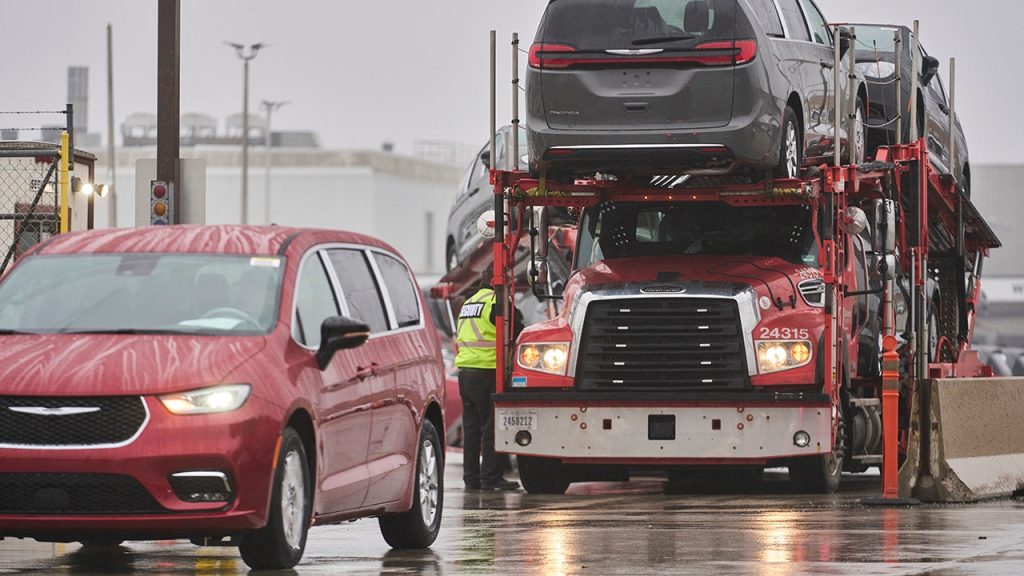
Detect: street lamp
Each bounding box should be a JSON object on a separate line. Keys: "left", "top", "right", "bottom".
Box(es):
{"left": 261, "top": 99, "right": 289, "bottom": 224}
{"left": 225, "top": 41, "right": 265, "bottom": 224}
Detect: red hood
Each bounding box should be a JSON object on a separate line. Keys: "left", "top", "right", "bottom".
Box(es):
{"left": 569, "top": 255, "right": 821, "bottom": 303}
{"left": 0, "top": 334, "right": 268, "bottom": 397}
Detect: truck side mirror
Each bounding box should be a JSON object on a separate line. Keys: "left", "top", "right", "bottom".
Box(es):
{"left": 838, "top": 28, "right": 853, "bottom": 58}
{"left": 529, "top": 206, "right": 560, "bottom": 300}
{"left": 871, "top": 199, "right": 896, "bottom": 254}
{"left": 921, "top": 55, "right": 940, "bottom": 87}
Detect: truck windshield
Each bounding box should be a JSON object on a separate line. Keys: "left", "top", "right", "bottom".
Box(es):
{"left": 577, "top": 202, "right": 818, "bottom": 267}
{"left": 0, "top": 254, "right": 283, "bottom": 335}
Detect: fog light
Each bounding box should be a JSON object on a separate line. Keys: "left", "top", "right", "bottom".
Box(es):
{"left": 169, "top": 471, "right": 233, "bottom": 503}
{"left": 793, "top": 431, "right": 811, "bottom": 448}
{"left": 515, "top": 430, "right": 532, "bottom": 447}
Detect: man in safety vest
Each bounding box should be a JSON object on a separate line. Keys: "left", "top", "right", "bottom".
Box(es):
{"left": 455, "top": 266, "right": 522, "bottom": 491}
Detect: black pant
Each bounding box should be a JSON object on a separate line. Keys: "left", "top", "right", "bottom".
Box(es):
{"left": 459, "top": 367, "right": 502, "bottom": 485}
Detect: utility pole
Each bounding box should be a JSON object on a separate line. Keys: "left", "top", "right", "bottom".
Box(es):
{"left": 157, "top": 0, "right": 180, "bottom": 221}
{"left": 226, "top": 42, "right": 264, "bottom": 224}
{"left": 261, "top": 100, "right": 288, "bottom": 224}
{"left": 106, "top": 22, "right": 116, "bottom": 227}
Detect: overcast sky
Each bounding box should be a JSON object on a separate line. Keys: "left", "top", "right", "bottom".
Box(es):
{"left": 0, "top": 1, "right": 1020, "bottom": 163}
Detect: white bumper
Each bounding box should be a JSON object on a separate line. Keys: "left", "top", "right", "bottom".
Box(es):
{"left": 495, "top": 404, "right": 832, "bottom": 461}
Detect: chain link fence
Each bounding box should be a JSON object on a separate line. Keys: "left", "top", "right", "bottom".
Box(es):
{"left": 0, "top": 142, "right": 61, "bottom": 275}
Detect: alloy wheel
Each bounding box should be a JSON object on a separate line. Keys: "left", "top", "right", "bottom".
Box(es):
{"left": 785, "top": 123, "right": 800, "bottom": 178}
{"left": 280, "top": 451, "right": 306, "bottom": 551}
{"left": 418, "top": 438, "right": 439, "bottom": 527}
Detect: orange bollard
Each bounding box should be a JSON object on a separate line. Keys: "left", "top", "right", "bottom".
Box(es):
{"left": 881, "top": 335, "right": 900, "bottom": 499}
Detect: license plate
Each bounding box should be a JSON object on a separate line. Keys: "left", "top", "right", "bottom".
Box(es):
{"left": 497, "top": 409, "right": 538, "bottom": 431}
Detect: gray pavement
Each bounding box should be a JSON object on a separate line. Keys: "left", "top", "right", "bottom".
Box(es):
{"left": 3, "top": 451, "right": 1024, "bottom": 575}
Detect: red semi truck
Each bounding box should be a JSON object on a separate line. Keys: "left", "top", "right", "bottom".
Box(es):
{"left": 473, "top": 141, "right": 999, "bottom": 495}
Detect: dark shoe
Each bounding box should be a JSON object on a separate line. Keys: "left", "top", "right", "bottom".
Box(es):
{"left": 464, "top": 481, "right": 482, "bottom": 491}
{"left": 481, "top": 479, "right": 520, "bottom": 491}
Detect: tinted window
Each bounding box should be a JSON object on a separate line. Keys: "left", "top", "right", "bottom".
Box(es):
{"left": 327, "top": 249, "right": 389, "bottom": 334}
{"left": 747, "top": 0, "right": 784, "bottom": 37}
{"left": 776, "top": 0, "right": 810, "bottom": 41}
{"left": 294, "top": 255, "right": 339, "bottom": 347}
{"left": 538, "top": 0, "right": 745, "bottom": 50}
{"left": 375, "top": 254, "right": 421, "bottom": 328}
{"left": 798, "top": 0, "right": 831, "bottom": 45}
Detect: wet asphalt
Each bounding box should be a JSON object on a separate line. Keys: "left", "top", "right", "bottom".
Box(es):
{"left": 3, "top": 451, "right": 1024, "bottom": 575}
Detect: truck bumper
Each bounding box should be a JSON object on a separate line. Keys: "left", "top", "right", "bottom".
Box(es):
{"left": 494, "top": 392, "right": 832, "bottom": 463}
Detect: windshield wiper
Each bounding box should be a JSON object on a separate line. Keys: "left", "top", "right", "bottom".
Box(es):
{"left": 57, "top": 328, "right": 185, "bottom": 335}
{"left": 0, "top": 329, "right": 40, "bottom": 335}
{"left": 631, "top": 35, "right": 695, "bottom": 46}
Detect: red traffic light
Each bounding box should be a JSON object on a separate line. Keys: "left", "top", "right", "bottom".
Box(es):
{"left": 152, "top": 183, "right": 168, "bottom": 199}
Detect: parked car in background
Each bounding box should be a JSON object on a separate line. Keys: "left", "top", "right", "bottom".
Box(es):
{"left": 852, "top": 24, "right": 971, "bottom": 196}
{"left": 0, "top": 226, "right": 446, "bottom": 570}
{"left": 526, "top": 0, "right": 866, "bottom": 180}
{"left": 447, "top": 124, "right": 528, "bottom": 271}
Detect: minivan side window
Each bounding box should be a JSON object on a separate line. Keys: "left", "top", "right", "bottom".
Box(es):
{"left": 375, "top": 254, "right": 421, "bottom": 328}
{"left": 326, "top": 249, "right": 389, "bottom": 334}
{"left": 776, "top": 0, "right": 810, "bottom": 42}
{"left": 294, "top": 254, "right": 339, "bottom": 348}
{"left": 748, "top": 0, "right": 784, "bottom": 38}
{"left": 798, "top": 0, "right": 831, "bottom": 46}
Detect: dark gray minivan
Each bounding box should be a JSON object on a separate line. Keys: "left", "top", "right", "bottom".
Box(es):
{"left": 526, "top": 0, "right": 866, "bottom": 179}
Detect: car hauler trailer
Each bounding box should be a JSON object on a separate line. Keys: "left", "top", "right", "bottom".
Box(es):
{"left": 437, "top": 30, "right": 1010, "bottom": 500}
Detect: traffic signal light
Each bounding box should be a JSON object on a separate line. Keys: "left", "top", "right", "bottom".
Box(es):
{"left": 150, "top": 180, "right": 174, "bottom": 225}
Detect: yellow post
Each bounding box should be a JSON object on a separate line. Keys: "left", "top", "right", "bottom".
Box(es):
{"left": 59, "top": 131, "right": 70, "bottom": 233}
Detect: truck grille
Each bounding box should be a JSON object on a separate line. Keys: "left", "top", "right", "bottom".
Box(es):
{"left": 0, "top": 473, "right": 165, "bottom": 515}
{"left": 576, "top": 298, "right": 749, "bottom": 390}
{"left": 0, "top": 396, "right": 148, "bottom": 447}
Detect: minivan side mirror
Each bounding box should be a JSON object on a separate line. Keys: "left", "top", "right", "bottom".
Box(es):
{"left": 921, "top": 55, "right": 940, "bottom": 87}
{"left": 317, "top": 315, "right": 370, "bottom": 370}
{"left": 479, "top": 149, "right": 492, "bottom": 169}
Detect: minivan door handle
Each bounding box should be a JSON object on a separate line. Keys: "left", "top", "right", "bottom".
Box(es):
{"left": 355, "top": 363, "right": 378, "bottom": 380}
{"left": 820, "top": 60, "right": 834, "bottom": 70}
{"left": 468, "top": 187, "right": 480, "bottom": 197}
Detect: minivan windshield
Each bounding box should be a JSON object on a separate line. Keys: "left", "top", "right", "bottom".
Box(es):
{"left": 539, "top": 0, "right": 740, "bottom": 50}
{"left": 0, "top": 254, "right": 284, "bottom": 335}
{"left": 576, "top": 202, "right": 818, "bottom": 267}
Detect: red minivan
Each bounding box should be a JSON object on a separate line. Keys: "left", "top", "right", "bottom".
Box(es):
{"left": 0, "top": 226, "right": 446, "bottom": 569}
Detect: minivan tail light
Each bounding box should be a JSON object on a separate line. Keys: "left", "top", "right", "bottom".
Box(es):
{"left": 529, "top": 41, "right": 756, "bottom": 69}
{"left": 529, "top": 43, "right": 577, "bottom": 69}
{"left": 694, "top": 40, "right": 758, "bottom": 66}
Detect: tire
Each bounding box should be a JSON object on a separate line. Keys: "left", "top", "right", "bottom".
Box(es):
{"left": 379, "top": 419, "right": 443, "bottom": 549}
{"left": 78, "top": 539, "right": 123, "bottom": 549}
{"left": 789, "top": 451, "right": 842, "bottom": 494}
{"left": 445, "top": 240, "right": 458, "bottom": 272}
{"left": 852, "top": 98, "right": 866, "bottom": 164}
{"left": 518, "top": 455, "right": 570, "bottom": 495}
{"left": 239, "top": 427, "right": 311, "bottom": 570}
{"left": 774, "top": 106, "right": 802, "bottom": 179}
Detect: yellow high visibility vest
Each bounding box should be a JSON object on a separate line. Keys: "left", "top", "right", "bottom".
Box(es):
{"left": 454, "top": 288, "right": 496, "bottom": 369}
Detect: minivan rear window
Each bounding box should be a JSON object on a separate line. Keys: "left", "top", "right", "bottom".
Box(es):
{"left": 538, "top": 0, "right": 747, "bottom": 50}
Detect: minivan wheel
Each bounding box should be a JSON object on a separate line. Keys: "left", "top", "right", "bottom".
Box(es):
{"left": 445, "top": 240, "right": 458, "bottom": 272}
{"left": 853, "top": 98, "right": 866, "bottom": 164}
{"left": 239, "top": 427, "right": 311, "bottom": 570}
{"left": 379, "top": 419, "right": 443, "bottom": 548}
{"left": 774, "top": 106, "right": 802, "bottom": 179}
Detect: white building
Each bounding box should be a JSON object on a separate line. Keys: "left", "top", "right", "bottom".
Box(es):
{"left": 92, "top": 146, "right": 463, "bottom": 276}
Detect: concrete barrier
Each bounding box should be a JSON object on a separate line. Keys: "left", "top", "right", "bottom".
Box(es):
{"left": 900, "top": 378, "right": 1024, "bottom": 502}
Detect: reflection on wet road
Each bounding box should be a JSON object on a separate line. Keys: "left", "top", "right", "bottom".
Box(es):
{"left": 3, "top": 453, "right": 1024, "bottom": 575}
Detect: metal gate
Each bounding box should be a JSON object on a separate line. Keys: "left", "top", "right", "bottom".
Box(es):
{"left": 0, "top": 142, "right": 62, "bottom": 275}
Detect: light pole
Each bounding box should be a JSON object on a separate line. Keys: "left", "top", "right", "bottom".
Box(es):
{"left": 225, "top": 41, "right": 265, "bottom": 224}
{"left": 261, "top": 100, "right": 288, "bottom": 224}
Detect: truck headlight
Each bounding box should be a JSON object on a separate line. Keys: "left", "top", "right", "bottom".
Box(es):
{"left": 518, "top": 342, "right": 570, "bottom": 375}
{"left": 756, "top": 341, "right": 812, "bottom": 374}
{"left": 159, "top": 384, "right": 251, "bottom": 415}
